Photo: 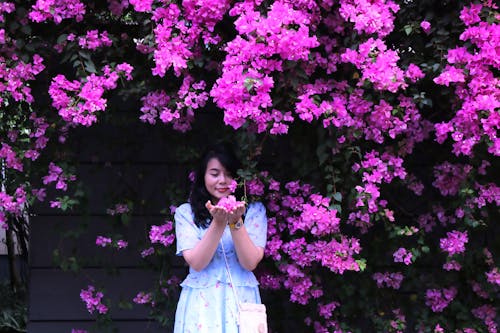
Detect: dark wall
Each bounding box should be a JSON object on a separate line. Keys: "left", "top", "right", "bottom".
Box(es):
{"left": 28, "top": 117, "right": 204, "bottom": 333}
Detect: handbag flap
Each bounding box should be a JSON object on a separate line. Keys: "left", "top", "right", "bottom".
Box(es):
{"left": 240, "top": 302, "right": 267, "bottom": 313}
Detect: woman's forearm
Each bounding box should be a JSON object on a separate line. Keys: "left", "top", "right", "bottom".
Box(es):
{"left": 231, "top": 226, "right": 264, "bottom": 271}
{"left": 182, "top": 219, "right": 226, "bottom": 271}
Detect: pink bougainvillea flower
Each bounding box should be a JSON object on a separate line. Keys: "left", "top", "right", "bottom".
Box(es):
{"left": 215, "top": 195, "right": 244, "bottom": 211}
{"left": 440, "top": 230, "right": 468, "bottom": 255}
{"left": 421, "top": 20, "right": 431, "bottom": 33}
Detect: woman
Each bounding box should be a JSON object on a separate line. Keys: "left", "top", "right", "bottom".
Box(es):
{"left": 174, "top": 143, "right": 268, "bottom": 332}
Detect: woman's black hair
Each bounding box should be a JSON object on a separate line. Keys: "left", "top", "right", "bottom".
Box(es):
{"left": 189, "top": 142, "right": 243, "bottom": 228}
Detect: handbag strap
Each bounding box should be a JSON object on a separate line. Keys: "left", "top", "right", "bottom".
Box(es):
{"left": 220, "top": 239, "right": 242, "bottom": 311}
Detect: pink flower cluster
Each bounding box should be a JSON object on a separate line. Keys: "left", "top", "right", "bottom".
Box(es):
{"left": 49, "top": 63, "right": 133, "bottom": 126}
{"left": 372, "top": 272, "right": 404, "bottom": 289}
{"left": 141, "top": 247, "right": 154, "bottom": 258}
{"left": 443, "top": 260, "right": 462, "bottom": 271}
{"left": 228, "top": 180, "right": 238, "bottom": 193}
{"left": 106, "top": 203, "right": 130, "bottom": 216}
{"left": 42, "top": 162, "right": 76, "bottom": 191}
{"left": 388, "top": 308, "right": 406, "bottom": 333}
{"left": 258, "top": 273, "right": 282, "bottom": 290}
{"left": 296, "top": 195, "right": 340, "bottom": 236}
{"left": 313, "top": 237, "right": 362, "bottom": 274}
{"left": 341, "top": 38, "right": 412, "bottom": 93}
{"left": 460, "top": 4, "right": 483, "bottom": 26}
{"left": 150, "top": 4, "right": 192, "bottom": 77}
{"left": 149, "top": 221, "right": 175, "bottom": 247}
{"left": 215, "top": 195, "right": 243, "bottom": 211}
{"left": 470, "top": 280, "right": 489, "bottom": 299}
{"left": 107, "top": 0, "right": 128, "bottom": 16}
{"left": 0, "top": 2, "right": 14, "bottom": 23}
{"left": 0, "top": 212, "right": 6, "bottom": 230}
{"left": 139, "top": 75, "right": 208, "bottom": 132}
{"left": 318, "top": 301, "right": 339, "bottom": 319}
{"left": 433, "top": 65, "right": 465, "bottom": 87}
{"left": 421, "top": 20, "right": 431, "bottom": 33}
{"left": 440, "top": 230, "right": 468, "bottom": 256}
{"left": 211, "top": 1, "right": 319, "bottom": 133}
{"left": 80, "top": 285, "right": 108, "bottom": 314}
{"left": 425, "top": 287, "right": 457, "bottom": 312}
{"left": 349, "top": 150, "right": 406, "bottom": 230}
{"left": 0, "top": 143, "right": 23, "bottom": 171}
{"left": 95, "top": 236, "right": 112, "bottom": 247}
{"left": 339, "top": 0, "right": 400, "bottom": 37}
{"left": 280, "top": 263, "right": 321, "bottom": 304}
{"left": 404, "top": 174, "right": 425, "bottom": 196}
{"left": 486, "top": 267, "right": 500, "bottom": 286}
{"left": 182, "top": 0, "right": 231, "bottom": 35}
{"left": 260, "top": 174, "right": 362, "bottom": 306}
{"left": 0, "top": 186, "right": 27, "bottom": 224}
{"left": 28, "top": 0, "right": 85, "bottom": 24}
{"left": 472, "top": 305, "right": 497, "bottom": 333}
{"left": 296, "top": 82, "right": 431, "bottom": 150}
{"left": 246, "top": 178, "right": 265, "bottom": 196}
{"left": 393, "top": 247, "right": 412, "bottom": 265}
{"left": 133, "top": 291, "right": 153, "bottom": 304}
{"left": 149, "top": 0, "right": 229, "bottom": 77}
{"left": 0, "top": 54, "right": 45, "bottom": 106}
{"left": 129, "top": 0, "right": 153, "bottom": 12}
{"left": 2, "top": 111, "right": 53, "bottom": 193}
{"left": 95, "top": 236, "right": 128, "bottom": 249}
{"left": 76, "top": 30, "right": 113, "bottom": 50}
{"left": 433, "top": 3, "right": 500, "bottom": 156}
{"left": 432, "top": 162, "right": 472, "bottom": 196}
{"left": 474, "top": 183, "right": 500, "bottom": 208}
{"left": 23, "top": 113, "right": 50, "bottom": 161}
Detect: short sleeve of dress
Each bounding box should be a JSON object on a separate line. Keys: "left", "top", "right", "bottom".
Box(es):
{"left": 244, "top": 202, "right": 268, "bottom": 249}
{"left": 175, "top": 203, "right": 201, "bottom": 256}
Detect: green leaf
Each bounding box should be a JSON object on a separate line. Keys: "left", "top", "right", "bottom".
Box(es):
{"left": 20, "top": 24, "right": 32, "bottom": 35}
{"left": 404, "top": 25, "right": 413, "bottom": 35}
{"left": 330, "top": 204, "right": 342, "bottom": 213}
{"left": 118, "top": 300, "right": 133, "bottom": 310}
{"left": 243, "top": 78, "right": 254, "bottom": 92}
{"left": 56, "top": 34, "right": 68, "bottom": 44}
{"left": 356, "top": 259, "right": 367, "bottom": 271}
{"left": 78, "top": 51, "right": 92, "bottom": 60}
{"left": 120, "top": 214, "right": 131, "bottom": 226}
{"left": 333, "top": 192, "right": 342, "bottom": 202}
{"left": 84, "top": 60, "right": 96, "bottom": 73}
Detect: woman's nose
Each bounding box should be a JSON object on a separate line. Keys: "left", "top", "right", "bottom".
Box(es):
{"left": 219, "top": 174, "right": 230, "bottom": 184}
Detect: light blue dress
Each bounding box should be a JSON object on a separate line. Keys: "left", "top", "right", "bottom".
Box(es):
{"left": 173, "top": 202, "right": 268, "bottom": 333}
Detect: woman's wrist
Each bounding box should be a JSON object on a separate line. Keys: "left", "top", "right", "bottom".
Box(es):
{"left": 211, "top": 217, "right": 227, "bottom": 230}
{"left": 229, "top": 217, "right": 244, "bottom": 230}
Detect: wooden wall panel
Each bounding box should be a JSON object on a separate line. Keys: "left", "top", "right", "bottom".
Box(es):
{"left": 29, "top": 268, "right": 162, "bottom": 320}
{"left": 28, "top": 113, "right": 223, "bottom": 332}
{"left": 33, "top": 163, "right": 190, "bottom": 216}
{"left": 30, "top": 215, "right": 182, "bottom": 268}
{"left": 27, "top": 320, "right": 165, "bottom": 333}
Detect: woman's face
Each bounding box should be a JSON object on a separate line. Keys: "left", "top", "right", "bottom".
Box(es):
{"left": 204, "top": 157, "right": 233, "bottom": 204}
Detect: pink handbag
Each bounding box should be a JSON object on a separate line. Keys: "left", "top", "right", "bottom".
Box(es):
{"left": 221, "top": 241, "right": 268, "bottom": 333}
